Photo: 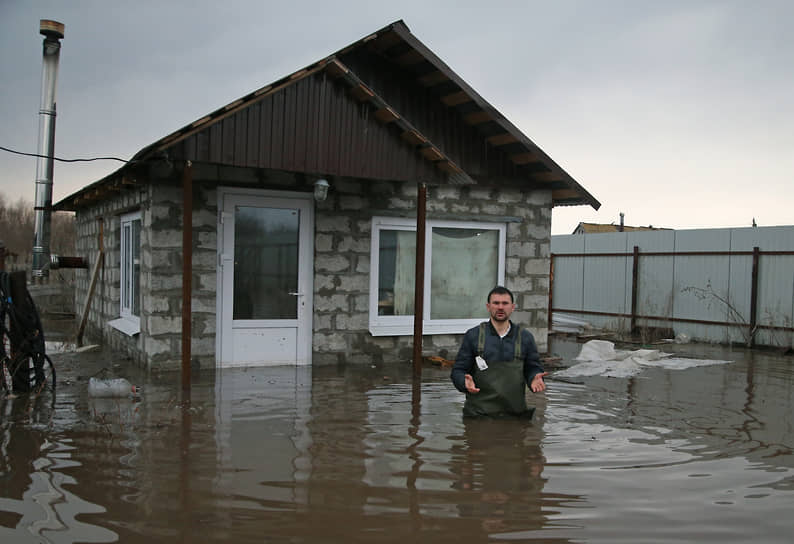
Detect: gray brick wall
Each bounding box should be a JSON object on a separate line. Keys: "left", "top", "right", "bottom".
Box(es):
{"left": 312, "top": 178, "right": 551, "bottom": 365}
{"left": 73, "top": 168, "right": 551, "bottom": 370}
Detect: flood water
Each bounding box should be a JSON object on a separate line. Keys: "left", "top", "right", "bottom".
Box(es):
{"left": 2, "top": 337, "right": 794, "bottom": 543}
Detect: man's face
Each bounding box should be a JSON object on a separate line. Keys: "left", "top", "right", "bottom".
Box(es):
{"left": 487, "top": 293, "right": 515, "bottom": 322}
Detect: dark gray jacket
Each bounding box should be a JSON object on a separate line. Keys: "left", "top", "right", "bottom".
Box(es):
{"left": 450, "top": 320, "right": 543, "bottom": 392}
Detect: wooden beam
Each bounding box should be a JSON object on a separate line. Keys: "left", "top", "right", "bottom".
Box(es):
{"left": 552, "top": 188, "right": 581, "bottom": 200}
{"left": 76, "top": 250, "right": 103, "bottom": 347}
{"left": 487, "top": 133, "right": 518, "bottom": 146}
{"left": 419, "top": 146, "right": 444, "bottom": 161}
{"left": 510, "top": 152, "right": 541, "bottom": 165}
{"left": 223, "top": 98, "right": 244, "bottom": 111}
{"left": 417, "top": 71, "right": 448, "bottom": 87}
{"left": 181, "top": 161, "right": 193, "bottom": 397}
{"left": 534, "top": 171, "right": 564, "bottom": 183}
{"left": 394, "top": 49, "right": 424, "bottom": 66}
{"left": 441, "top": 91, "right": 470, "bottom": 106}
{"left": 374, "top": 107, "right": 399, "bottom": 123}
{"left": 289, "top": 69, "right": 308, "bottom": 80}
{"left": 436, "top": 160, "right": 462, "bottom": 174}
{"left": 401, "top": 130, "right": 427, "bottom": 146}
{"left": 324, "top": 59, "right": 348, "bottom": 78}
{"left": 350, "top": 83, "right": 375, "bottom": 102}
{"left": 463, "top": 111, "right": 491, "bottom": 125}
{"left": 412, "top": 182, "right": 427, "bottom": 376}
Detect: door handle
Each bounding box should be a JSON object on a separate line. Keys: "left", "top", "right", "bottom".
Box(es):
{"left": 288, "top": 292, "right": 304, "bottom": 296}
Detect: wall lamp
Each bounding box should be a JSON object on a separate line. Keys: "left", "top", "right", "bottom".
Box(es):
{"left": 314, "top": 178, "right": 330, "bottom": 202}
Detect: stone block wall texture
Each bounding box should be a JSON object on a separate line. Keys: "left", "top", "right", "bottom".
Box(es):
{"left": 73, "top": 167, "right": 551, "bottom": 369}
{"left": 312, "top": 178, "right": 551, "bottom": 366}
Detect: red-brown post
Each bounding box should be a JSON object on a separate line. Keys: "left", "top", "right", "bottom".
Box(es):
{"left": 547, "top": 254, "right": 555, "bottom": 331}
{"left": 181, "top": 161, "right": 193, "bottom": 396}
{"left": 630, "top": 245, "right": 640, "bottom": 334}
{"left": 412, "top": 182, "right": 427, "bottom": 376}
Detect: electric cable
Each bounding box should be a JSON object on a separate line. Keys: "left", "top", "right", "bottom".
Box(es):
{"left": 0, "top": 145, "right": 132, "bottom": 164}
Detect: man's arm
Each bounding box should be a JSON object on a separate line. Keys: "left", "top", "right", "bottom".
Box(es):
{"left": 450, "top": 330, "right": 477, "bottom": 392}
{"left": 521, "top": 329, "right": 547, "bottom": 392}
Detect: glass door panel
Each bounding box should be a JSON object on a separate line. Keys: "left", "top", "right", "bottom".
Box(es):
{"left": 233, "top": 206, "right": 300, "bottom": 320}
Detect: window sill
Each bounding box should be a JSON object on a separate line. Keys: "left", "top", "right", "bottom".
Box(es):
{"left": 369, "top": 318, "right": 485, "bottom": 337}
{"left": 109, "top": 317, "right": 140, "bottom": 336}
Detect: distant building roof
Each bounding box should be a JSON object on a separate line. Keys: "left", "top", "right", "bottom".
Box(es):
{"left": 572, "top": 222, "right": 669, "bottom": 234}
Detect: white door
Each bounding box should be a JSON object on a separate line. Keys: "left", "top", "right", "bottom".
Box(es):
{"left": 217, "top": 190, "right": 313, "bottom": 366}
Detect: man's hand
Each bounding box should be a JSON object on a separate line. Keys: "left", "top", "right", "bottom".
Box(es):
{"left": 530, "top": 372, "right": 548, "bottom": 392}
{"left": 464, "top": 374, "right": 480, "bottom": 393}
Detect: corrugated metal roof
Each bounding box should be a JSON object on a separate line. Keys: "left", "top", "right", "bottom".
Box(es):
{"left": 56, "top": 20, "right": 600, "bottom": 211}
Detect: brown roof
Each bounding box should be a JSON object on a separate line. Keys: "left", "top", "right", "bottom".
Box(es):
{"left": 56, "top": 20, "right": 599, "bottom": 211}
{"left": 573, "top": 222, "right": 668, "bottom": 234}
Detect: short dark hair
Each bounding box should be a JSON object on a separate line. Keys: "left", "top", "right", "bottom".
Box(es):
{"left": 487, "top": 285, "right": 514, "bottom": 303}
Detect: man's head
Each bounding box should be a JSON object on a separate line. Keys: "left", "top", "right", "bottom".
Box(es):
{"left": 486, "top": 286, "right": 515, "bottom": 323}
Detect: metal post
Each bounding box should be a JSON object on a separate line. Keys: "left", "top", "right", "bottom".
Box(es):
{"left": 412, "top": 182, "right": 427, "bottom": 376}
{"left": 32, "top": 20, "right": 65, "bottom": 278}
{"left": 547, "top": 254, "right": 554, "bottom": 331}
{"left": 630, "top": 245, "right": 639, "bottom": 334}
{"left": 749, "top": 246, "right": 760, "bottom": 347}
{"left": 181, "top": 161, "right": 193, "bottom": 396}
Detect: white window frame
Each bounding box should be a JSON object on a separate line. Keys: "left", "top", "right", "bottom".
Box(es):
{"left": 369, "top": 216, "right": 506, "bottom": 336}
{"left": 110, "top": 210, "right": 141, "bottom": 336}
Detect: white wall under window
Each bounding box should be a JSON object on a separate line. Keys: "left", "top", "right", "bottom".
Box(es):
{"left": 110, "top": 210, "right": 141, "bottom": 336}
{"left": 369, "top": 216, "right": 506, "bottom": 336}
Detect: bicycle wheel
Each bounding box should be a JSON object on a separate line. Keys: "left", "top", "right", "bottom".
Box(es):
{"left": 8, "top": 351, "right": 55, "bottom": 396}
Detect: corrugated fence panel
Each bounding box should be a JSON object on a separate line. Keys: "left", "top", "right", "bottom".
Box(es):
{"left": 551, "top": 226, "right": 794, "bottom": 348}
{"left": 673, "top": 229, "right": 733, "bottom": 344}
{"left": 550, "top": 235, "right": 585, "bottom": 314}
{"left": 727, "top": 229, "right": 762, "bottom": 345}
{"left": 731, "top": 226, "right": 794, "bottom": 348}
{"left": 583, "top": 233, "right": 629, "bottom": 330}
{"left": 629, "top": 230, "right": 676, "bottom": 329}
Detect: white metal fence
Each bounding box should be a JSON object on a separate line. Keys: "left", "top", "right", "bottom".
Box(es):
{"left": 550, "top": 226, "right": 794, "bottom": 348}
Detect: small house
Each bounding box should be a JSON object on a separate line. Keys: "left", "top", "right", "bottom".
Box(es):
{"left": 55, "top": 20, "right": 599, "bottom": 369}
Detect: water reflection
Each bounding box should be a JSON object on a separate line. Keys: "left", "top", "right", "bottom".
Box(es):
{"left": 0, "top": 394, "right": 117, "bottom": 543}
{"left": 0, "top": 339, "right": 793, "bottom": 543}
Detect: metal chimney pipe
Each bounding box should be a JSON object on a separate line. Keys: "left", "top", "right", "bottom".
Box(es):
{"left": 32, "top": 19, "right": 65, "bottom": 278}
{"left": 619, "top": 212, "right": 625, "bottom": 232}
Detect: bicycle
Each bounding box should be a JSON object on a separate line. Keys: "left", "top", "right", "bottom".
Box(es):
{"left": 0, "top": 271, "right": 56, "bottom": 398}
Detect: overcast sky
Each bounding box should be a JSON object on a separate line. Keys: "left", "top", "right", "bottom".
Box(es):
{"left": 1, "top": 0, "right": 791, "bottom": 234}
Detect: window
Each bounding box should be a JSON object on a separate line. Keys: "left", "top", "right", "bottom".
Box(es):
{"left": 369, "top": 217, "right": 505, "bottom": 336}
{"left": 111, "top": 211, "right": 141, "bottom": 335}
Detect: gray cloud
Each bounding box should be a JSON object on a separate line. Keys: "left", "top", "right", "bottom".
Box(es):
{"left": 2, "top": 0, "right": 792, "bottom": 233}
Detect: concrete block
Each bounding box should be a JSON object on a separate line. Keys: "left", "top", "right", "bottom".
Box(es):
{"left": 147, "top": 315, "right": 182, "bottom": 336}
{"left": 507, "top": 241, "right": 536, "bottom": 258}
{"left": 337, "top": 237, "right": 370, "bottom": 253}
{"left": 523, "top": 259, "right": 550, "bottom": 276}
{"left": 316, "top": 254, "right": 350, "bottom": 273}
{"left": 314, "top": 294, "right": 349, "bottom": 312}
{"left": 335, "top": 312, "right": 368, "bottom": 330}
{"left": 315, "top": 233, "right": 333, "bottom": 252}
{"left": 313, "top": 332, "right": 348, "bottom": 351}
{"left": 317, "top": 215, "right": 351, "bottom": 233}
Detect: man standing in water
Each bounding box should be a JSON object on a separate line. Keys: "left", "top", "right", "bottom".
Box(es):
{"left": 451, "top": 286, "right": 547, "bottom": 418}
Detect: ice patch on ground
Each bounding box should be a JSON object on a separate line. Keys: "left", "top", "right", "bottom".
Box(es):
{"left": 555, "top": 339, "right": 732, "bottom": 378}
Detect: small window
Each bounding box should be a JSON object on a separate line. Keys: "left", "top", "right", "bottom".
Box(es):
{"left": 111, "top": 211, "right": 141, "bottom": 335}
{"left": 369, "top": 217, "right": 505, "bottom": 336}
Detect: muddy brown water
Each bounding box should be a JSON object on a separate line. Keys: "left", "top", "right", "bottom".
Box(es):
{"left": 1, "top": 337, "right": 793, "bottom": 543}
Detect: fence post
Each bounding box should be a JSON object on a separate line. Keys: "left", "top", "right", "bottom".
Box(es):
{"left": 630, "top": 245, "right": 639, "bottom": 334}
{"left": 548, "top": 254, "right": 555, "bottom": 331}
{"left": 749, "top": 246, "right": 760, "bottom": 347}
